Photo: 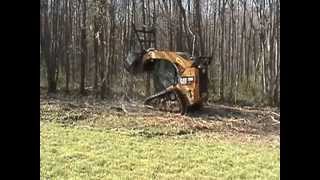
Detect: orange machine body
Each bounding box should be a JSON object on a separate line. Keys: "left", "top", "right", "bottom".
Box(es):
{"left": 142, "top": 49, "right": 207, "bottom": 106}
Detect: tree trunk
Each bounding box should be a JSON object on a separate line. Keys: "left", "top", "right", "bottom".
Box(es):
{"left": 219, "top": 0, "right": 226, "bottom": 101}
{"left": 93, "top": 15, "right": 98, "bottom": 92}
{"left": 43, "top": 0, "right": 57, "bottom": 93}
{"left": 194, "top": 0, "right": 204, "bottom": 56}
{"left": 107, "top": 0, "right": 116, "bottom": 98}
{"left": 100, "top": 23, "right": 106, "bottom": 99}
{"left": 80, "top": 0, "right": 87, "bottom": 95}
{"left": 141, "top": 0, "right": 151, "bottom": 97}
{"left": 64, "top": 0, "right": 71, "bottom": 93}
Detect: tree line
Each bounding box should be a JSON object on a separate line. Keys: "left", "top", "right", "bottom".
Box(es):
{"left": 40, "top": 0, "right": 280, "bottom": 106}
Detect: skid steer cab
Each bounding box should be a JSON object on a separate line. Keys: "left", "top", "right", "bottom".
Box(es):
{"left": 124, "top": 48, "right": 211, "bottom": 114}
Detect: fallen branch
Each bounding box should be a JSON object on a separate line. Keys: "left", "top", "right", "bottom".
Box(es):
{"left": 270, "top": 111, "right": 280, "bottom": 117}
{"left": 110, "top": 105, "right": 127, "bottom": 113}
{"left": 270, "top": 115, "right": 280, "bottom": 125}
{"left": 121, "top": 104, "right": 128, "bottom": 114}
{"left": 272, "top": 122, "right": 280, "bottom": 126}
{"left": 143, "top": 105, "right": 155, "bottom": 109}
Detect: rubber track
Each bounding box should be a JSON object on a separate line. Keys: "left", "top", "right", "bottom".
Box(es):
{"left": 144, "top": 88, "right": 186, "bottom": 114}
{"left": 144, "top": 88, "right": 170, "bottom": 104}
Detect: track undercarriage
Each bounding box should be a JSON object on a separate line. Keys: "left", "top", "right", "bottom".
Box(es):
{"left": 144, "top": 88, "right": 187, "bottom": 114}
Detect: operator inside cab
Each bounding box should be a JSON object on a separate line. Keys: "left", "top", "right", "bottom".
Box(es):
{"left": 152, "top": 60, "right": 178, "bottom": 93}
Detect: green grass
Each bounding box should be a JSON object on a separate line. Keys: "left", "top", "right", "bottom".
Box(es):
{"left": 40, "top": 121, "right": 279, "bottom": 179}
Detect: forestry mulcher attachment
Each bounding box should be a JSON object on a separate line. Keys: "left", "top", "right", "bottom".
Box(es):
{"left": 124, "top": 24, "right": 211, "bottom": 114}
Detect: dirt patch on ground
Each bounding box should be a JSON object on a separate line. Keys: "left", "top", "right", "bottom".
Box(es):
{"left": 118, "top": 103, "right": 279, "bottom": 138}
{"left": 40, "top": 90, "right": 280, "bottom": 141}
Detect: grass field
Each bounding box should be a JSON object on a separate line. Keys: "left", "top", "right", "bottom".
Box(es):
{"left": 40, "top": 120, "right": 279, "bottom": 179}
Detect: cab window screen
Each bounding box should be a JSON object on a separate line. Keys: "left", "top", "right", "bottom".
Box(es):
{"left": 152, "top": 60, "right": 178, "bottom": 93}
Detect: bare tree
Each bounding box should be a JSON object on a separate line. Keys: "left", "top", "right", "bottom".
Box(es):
{"left": 80, "top": 0, "right": 87, "bottom": 95}
{"left": 40, "top": 0, "right": 280, "bottom": 106}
